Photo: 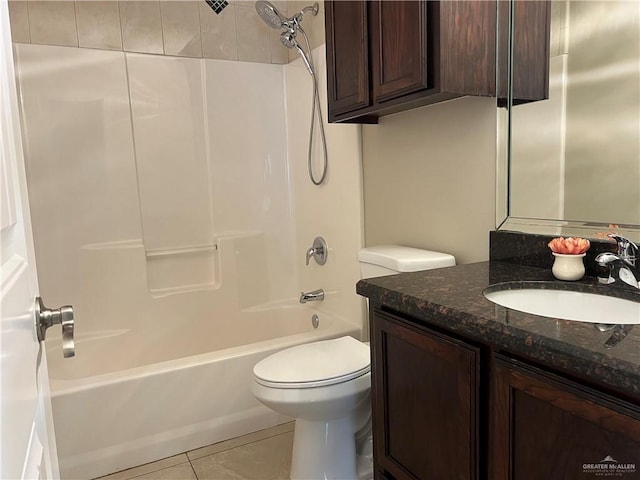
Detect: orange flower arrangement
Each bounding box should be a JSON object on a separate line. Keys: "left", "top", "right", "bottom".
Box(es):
{"left": 547, "top": 237, "right": 590, "bottom": 255}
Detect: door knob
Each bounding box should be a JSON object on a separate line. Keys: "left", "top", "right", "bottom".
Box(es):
{"left": 35, "top": 297, "right": 75, "bottom": 358}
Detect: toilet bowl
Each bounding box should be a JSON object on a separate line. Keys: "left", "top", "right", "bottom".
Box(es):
{"left": 252, "top": 336, "right": 372, "bottom": 480}
{"left": 252, "top": 246, "right": 455, "bottom": 479}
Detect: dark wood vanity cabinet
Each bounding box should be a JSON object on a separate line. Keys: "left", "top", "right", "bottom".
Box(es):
{"left": 370, "top": 307, "right": 640, "bottom": 480}
{"left": 370, "top": 309, "right": 481, "bottom": 480}
{"left": 491, "top": 355, "right": 640, "bottom": 480}
{"left": 325, "top": 1, "right": 550, "bottom": 123}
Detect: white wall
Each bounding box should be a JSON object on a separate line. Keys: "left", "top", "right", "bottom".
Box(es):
{"left": 362, "top": 97, "right": 496, "bottom": 265}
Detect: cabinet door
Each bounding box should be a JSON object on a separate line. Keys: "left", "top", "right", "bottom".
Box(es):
{"left": 439, "top": 1, "right": 496, "bottom": 96}
{"left": 511, "top": 1, "right": 550, "bottom": 103}
{"left": 497, "top": 1, "right": 551, "bottom": 104}
{"left": 370, "top": 1, "right": 431, "bottom": 104}
{"left": 491, "top": 355, "right": 640, "bottom": 480}
{"left": 371, "top": 309, "right": 480, "bottom": 480}
{"left": 325, "top": 0, "right": 370, "bottom": 118}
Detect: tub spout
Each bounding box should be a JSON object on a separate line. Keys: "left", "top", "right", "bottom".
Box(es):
{"left": 299, "top": 289, "right": 324, "bottom": 303}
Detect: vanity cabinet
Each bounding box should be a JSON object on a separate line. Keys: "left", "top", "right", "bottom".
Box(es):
{"left": 370, "top": 306, "right": 640, "bottom": 480}
{"left": 370, "top": 309, "right": 481, "bottom": 480}
{"left": 325, "top": 1, "right": 551, "bottom": 123}
{"left": 491, "top": 355, "right": 640, "bottom": 480}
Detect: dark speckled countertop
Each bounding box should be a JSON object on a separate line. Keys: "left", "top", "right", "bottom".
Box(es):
{"left": 356, "top": 261, "right": 640, "bottom": 399}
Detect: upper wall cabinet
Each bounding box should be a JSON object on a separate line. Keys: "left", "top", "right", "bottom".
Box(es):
{"left": 325, "top": 1, "right": 551, "bottom": 123}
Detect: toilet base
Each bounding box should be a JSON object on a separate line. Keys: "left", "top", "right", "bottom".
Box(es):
{"left": 290, "top": 417, "right": 358, "bottom": 480}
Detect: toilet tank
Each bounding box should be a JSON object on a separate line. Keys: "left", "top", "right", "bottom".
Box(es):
{"left": 358, "top": 245, "right": 456, "bottom": 279}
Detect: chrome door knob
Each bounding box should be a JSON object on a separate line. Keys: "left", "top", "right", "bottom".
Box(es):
{"left": 35, "top": 297, "right": 75, "bottom": 358}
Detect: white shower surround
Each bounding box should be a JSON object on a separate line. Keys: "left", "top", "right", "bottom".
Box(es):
{"left": 14, "top": 42, "right": 364, "bottom": 478}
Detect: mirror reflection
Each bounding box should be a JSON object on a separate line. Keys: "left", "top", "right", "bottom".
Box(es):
{"left": 508, "top": 1, "right": 640, "bottom": 230}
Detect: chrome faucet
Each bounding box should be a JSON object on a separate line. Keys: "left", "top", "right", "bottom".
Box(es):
{"left": 595, "top": 234, "right": 640, "bottom": 289}
{"left": 299, "top": 289, "right": 324, "bottom": 303}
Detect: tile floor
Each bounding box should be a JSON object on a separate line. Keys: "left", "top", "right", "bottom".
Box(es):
{"left": 95, "top": 423, "right": 294, "bottom": 480}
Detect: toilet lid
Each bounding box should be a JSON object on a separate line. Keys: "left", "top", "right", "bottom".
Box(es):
{"left": 253, "top": 336, "right": 371, "bottom": 389}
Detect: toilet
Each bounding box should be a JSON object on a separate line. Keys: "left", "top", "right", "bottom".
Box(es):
{"left": 252, "top": 246, "right": 455, "bottom": 480}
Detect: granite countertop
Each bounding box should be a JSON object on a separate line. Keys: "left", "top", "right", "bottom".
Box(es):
{"left": 356, "top": 261, "right": 640, "bottom": 399}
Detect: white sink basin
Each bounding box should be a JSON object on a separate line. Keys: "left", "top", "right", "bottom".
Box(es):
{"left": 484, "top": 288, "right": 640, "bottom": 324}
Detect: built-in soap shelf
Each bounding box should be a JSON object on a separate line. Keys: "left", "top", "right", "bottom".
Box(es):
{"left": 146, "top": 243, "right": 219, "bottom": 296}
{"left": 142, "top": 231, "right": 270, "bottom": 302}
{"left": 145, "top": 244, "right": 218, "bottom": 258}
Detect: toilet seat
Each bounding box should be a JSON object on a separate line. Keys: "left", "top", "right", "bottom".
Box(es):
{"left": 253, "top": 336, "right": 370, "bottom": 389}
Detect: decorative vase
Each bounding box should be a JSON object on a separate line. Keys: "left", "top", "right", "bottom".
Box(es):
{"left": 551, "top": 253, "right": 586, "bottom": 281}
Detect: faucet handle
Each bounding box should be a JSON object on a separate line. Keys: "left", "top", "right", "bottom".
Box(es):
{"left": 305, "top": 236, "right": 328, "bottom": 266}
{"left": 305, "top": 247, "right": 316, "bottom": 266}
{"left": 608, "top": 234, "right": 638, "bottom": 265}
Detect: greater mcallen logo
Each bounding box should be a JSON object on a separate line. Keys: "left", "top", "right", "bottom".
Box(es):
{"left": 583, "top": 456, "right": 637, "bottom": 476}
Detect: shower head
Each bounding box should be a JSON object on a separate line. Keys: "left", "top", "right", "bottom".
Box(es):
{"left": 255, "top": 1, "right": 287, "bottom": 29}
{"left": 280, "top": 31, "right": 314, "bottom": 75}
{"left": 279, "top": 30, "right": 299, "bottom": 49}
{"left": 255, "top": 1, "right": 319, "bottom": 31}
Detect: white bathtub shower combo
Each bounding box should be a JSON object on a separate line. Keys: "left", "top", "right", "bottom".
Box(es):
{"left": 252, "top": 246, "right": 456, "bottom": 480}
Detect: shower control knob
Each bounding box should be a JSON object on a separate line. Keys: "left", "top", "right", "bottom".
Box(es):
{"left": 305, "top": 236, "right": 328, "bottom": 266}
{"left": 35, "top": 297, "right": 75, "bottom": 358}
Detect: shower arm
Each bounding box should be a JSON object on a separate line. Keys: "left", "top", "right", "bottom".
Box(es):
{"left": 284, "top": 3, "right": 319, "bottom": 32}
{"left": 291, "top": 4, "right": 318, "bottom": 22}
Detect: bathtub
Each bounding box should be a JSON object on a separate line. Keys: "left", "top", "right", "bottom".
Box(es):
{"left": 46, "top": 306, "right": 360, "bottom": 479}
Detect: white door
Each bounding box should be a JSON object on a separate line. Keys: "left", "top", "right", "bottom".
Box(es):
{"left": 0, "top": 3, "right": 61, "bottom": 479}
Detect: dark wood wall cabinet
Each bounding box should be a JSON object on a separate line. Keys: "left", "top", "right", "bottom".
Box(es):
{"left": 370, "top": 307, "right": 640, "bottom": 480}
{"left": 324, "top": 0, "right": 550, "bottom": 123}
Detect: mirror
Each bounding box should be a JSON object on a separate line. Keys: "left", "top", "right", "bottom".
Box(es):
{"left": 498, "top": 0, "right": 640, "bottom": 241}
